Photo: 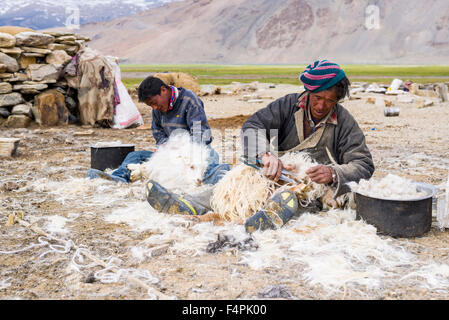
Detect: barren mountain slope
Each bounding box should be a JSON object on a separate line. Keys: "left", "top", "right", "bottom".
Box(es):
{"left": 74, "top": 0, "right": 449, "bottom": 64}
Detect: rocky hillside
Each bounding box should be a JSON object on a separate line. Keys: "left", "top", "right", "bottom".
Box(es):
{"left": 64, "top": 0, "right": 449, "bottom": 64}
{"left": 0, "top": 0, "right": 178, "bottom": 30}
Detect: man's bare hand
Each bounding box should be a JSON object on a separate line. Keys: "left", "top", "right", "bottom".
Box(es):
{"left": 306, "top": 165, "right": 333, "bottom": 184}
{"left": 261, "top": 153, "right": 284, "bottom": 182}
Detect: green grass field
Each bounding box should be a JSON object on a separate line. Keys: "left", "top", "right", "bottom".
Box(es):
{"left": 120, "top": 64, "right": 449, "bottom": 88}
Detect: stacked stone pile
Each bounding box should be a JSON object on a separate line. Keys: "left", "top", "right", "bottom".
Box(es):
{"left": 0, "top": 30, "right": 90, "bottom": 128}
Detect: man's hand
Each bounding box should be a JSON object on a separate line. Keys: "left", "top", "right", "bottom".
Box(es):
{"left": 261, "top": 153, "right": 284, "bottom": 182}
{"left": 306, "top": 165, "right": 334, "bottom": 185}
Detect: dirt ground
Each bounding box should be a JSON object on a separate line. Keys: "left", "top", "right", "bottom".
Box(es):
{"left": 0, "top": 83, "right": 449, "bottom": 300}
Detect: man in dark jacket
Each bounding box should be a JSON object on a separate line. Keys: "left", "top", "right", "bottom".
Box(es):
{"left": 86, "top": 76, "right": 229, "bottom": 185}
{"left": 243, "top": 60, "right": 374, "bottom": 232}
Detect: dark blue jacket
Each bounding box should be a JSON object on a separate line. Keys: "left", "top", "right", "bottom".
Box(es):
{"left": 151, "top": 87, "right": 212, "bottom": 146}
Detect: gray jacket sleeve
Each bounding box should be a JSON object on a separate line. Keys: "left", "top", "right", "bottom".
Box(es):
{"left": 332, "top": 112, "right": 375, "bottom": 198}
{"left": 241, "top": 94, "right": 299, "bottom": 159}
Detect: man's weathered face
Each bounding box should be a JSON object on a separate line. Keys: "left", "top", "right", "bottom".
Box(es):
{"left": 145, "top": 87, "right": 170, "bottom": 113}
{"left": 309, "top": 89, "right": 338, "bottom": 121}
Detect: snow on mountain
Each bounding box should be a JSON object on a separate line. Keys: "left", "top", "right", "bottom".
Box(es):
{"left": 0, "top": 0, "right": 179, "bottom": 30}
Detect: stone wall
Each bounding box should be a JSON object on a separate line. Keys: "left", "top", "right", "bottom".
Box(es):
{"left": 0, "top": 30, "right": 90, "bottom": 128}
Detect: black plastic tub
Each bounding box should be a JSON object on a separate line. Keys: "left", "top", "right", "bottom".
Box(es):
{"left": 90, "top": 144, "right": 135, "bottom": 171}
{"left": 355, "top": 182, "right": 437, "bottom": 238}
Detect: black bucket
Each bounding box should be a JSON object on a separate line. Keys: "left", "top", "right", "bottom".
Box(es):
{"left": 90, "top": 144, "right": 135, "bottom": 171}
{"left": 355, "top": 182, "right": 437, "bottom": 238}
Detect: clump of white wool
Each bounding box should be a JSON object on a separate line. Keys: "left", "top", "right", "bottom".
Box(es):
{"left": 348, "top": 173, "right": 428, "bottom": 200}
{"left": 44, "top": 216, "right": 70, "bottom": 234}
{"left": 210, "top": 164, "right": 276, "bottom": 223}
{"left": 131, "top": 132, "right": 211, "bottom": 194}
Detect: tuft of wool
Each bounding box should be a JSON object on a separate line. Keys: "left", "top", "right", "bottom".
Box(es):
{"left": 210, "top": 164, "right": 276, "bottom": 223}
{"left": 348, "top": 173, "right": 428, "bottom": 200}
{"left": 279, "top": 152, "right": 328, "bottom": 206}
{"left": 129, "top": 132, "right": 211, "bottom": 194}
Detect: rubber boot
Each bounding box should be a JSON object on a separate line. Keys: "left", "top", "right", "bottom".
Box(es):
{"left": 145, "top": 180, "right": 209, "bottom": 216}
{"left": 245, "top": 190, "right": 298, "bottom": 233}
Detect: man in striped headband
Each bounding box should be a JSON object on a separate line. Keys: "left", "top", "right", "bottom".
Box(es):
{"left": 242, "top": 60, "right": 375, "bottom": 232}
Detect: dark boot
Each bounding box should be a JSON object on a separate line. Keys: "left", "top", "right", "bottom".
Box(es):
{"left": 245, "top": 190, "right": 299, "bottom": 233}
{"left": 145, "top": 180, "right": 209, "bottom": 216}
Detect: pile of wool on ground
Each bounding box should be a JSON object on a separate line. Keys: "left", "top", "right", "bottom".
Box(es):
{"left": 210, "top": 164, "right": 277, "bottom": 223}
{"left": 348, "top": 173, "right": 428, "bottom": 200}
{"left": 127, "top": 132, "right": 211, "bottom": 194}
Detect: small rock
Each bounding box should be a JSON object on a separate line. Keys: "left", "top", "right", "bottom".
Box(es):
{"left": 2, "top": 181, "right": 19, "bottom": 191}
{"left": 0, "top": 52, "right": 19, "bottom": 72}
{"left": 424, "top": 99, "right": 434, "bottom": 107}
{"left": 32, "top": 89, "right": 69, "bottom": 126}
{"left": 0, "top": 73, "right": 13, "bottom": 80}
{"left": 22, "top": 52, "right": 45, "bottom": 58}
{"left": 64, "top": 45, "right": 79, "bottom": 56}
{"left": 8, "top": 72, "right": 28, "bottom": 82}
{"left": 0, "top": 82, "right": 12, "bottom": 94}
{"left": 258, "top": 286, "right": 294, "bottom": 299}
{"left": 12, "top": 104, "right": 33, "bottom": 117}
{"left": 47, "top": 43, "right": 69, "bottom": 51}
{"left": 15, "top": 32, "right": 55, "bottom": 47}
{"left": 20, "top": 46, "right": 52, "bottom": 55}
{"left": 366, "top": 97, "right": 376, "bottom": 104}
{"left": 0, "top": 92, "right": 23, "bottom": 107}
{"left": 13, "top": 83, "right": 48, "bottom": 92}
{"left": 0, "top": 47, "right": 23, "bottom": 57}
{"left": 4, "top": 114, "right": 31, "bottom": 128}
{"left": 46, "top": 50, "right": 71, "bottom": 66}
{"left": 0, "top": 64, "right": 6, "bottom": 73}
{"left": 0, "top": 32, "right": 16, "bottom": 48}
{"left": 27, "top": 64, "right": 60, "bottom": 82}
{"left": 18, "top": 56, "right": 37, "bottom": 69}
{"left": 83, "top": 272, "right": 96, "bottom": 283}
{"left": 0, "top": 106, "right": 10, "bottom": 118}
{"left": 56, "top": 35, "right": 77, "bottom": 42}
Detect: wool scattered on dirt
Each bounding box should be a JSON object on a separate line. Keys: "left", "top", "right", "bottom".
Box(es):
{"left": 238, "top": 209, "right": 442, "bottom": 295}
{"left": 348, "top": 173, "right": 428, "bottom": 200}
{"left": 102, "top": 198, "right": 449, "bottom": 295}
{"left": 6, "top": 170, "right": 449, "bottom": 298}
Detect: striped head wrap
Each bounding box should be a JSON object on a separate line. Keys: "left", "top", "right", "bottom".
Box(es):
{"left": 299, "top": 60, "right": 346, "bottom": 93}
{"left": 168, "top": 85, "right": 179, "bottom": 111}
